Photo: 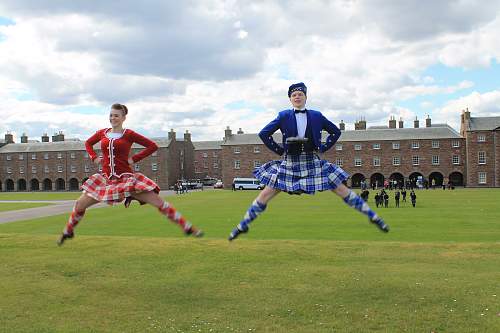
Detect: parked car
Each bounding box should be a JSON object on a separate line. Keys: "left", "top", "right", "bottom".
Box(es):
{"left": 213, "top": 180, "right": 224, "bottom": 189}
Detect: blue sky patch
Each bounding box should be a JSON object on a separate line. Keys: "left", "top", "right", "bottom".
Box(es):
{"left": 0, "top": 16, "right": 15, "bottom": 26}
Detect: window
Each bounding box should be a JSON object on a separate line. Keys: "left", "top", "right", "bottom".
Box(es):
{"left": 7, "top": 167, "right": 12, "bottom": 174}
{"left": 84, "top": 152, "right": 89, "bottom": 159}
{"left": 70, "top": 152, "right": 76, "bottom": 159}
{"left": 19, "top": 167, "right": 24, "bottom": 174}
{"left": 452, "top": 155, "right": 460, "bottom": 165}
{"left": 335, "top": 158, "right": 343, "bottom": 166}
{"left": 478, "top": 151, "right": 486, "bottom": 164}
{"left": 213, "top": 162, "right": 219, "bottom": 169}
{"left": 393, "top": 156, "right": 401, "bottom": 166}
{"left": 71, "top": 165, "right": 76, "bottom": 173}
{"left": 212, "top": 151, "right": 218, "bottom": 157}
{"left": 44, "top": 153, "right": 49, "bottom": 160}
{"left": 354, "top": 144, "right": 362, "bottom": 151}
{"left": 234, "top": 160, "right": 241, "bottom": 169}
{"left": 44, "top": 166, "right": 49, "bottom": 173}
{"left": 233, "top": 147, "right": 241, "bottom": 154}
{"left": 254, "top": 146, "right": 260, "bottom": 153}
{"left": 98, "top": 165, "right": 102, "bottom": 172}
{"left": 57, "top": 153, "right": 62, "bottom": 159}
{"left": 432, "top": 140, "right": 440, "bottom": 148}
{"left": 478, "top": 134, "right": 486, "bottom": 142}
{"left": 6, "top": 155, "right": 11, "bottom": 161}
{"left": 19, "top": 154, "right": 24, "bottom": 160}
{"left": 57, "top": 165, "right": 63, "bottom": 173}
{"left": 335, "top": 144, "right": 343, "bottom": 151}
{"left": 31, "top": 153, "right": 37, "bottom": 160}
{"left": 202, "top": 152, "right": 208, "bottom": 158}
{"left": 412, "top": 141, "right": 420, "bottom": 149}
{"left": 452, "top": 140, "right": 460, "bottom": 148}
{"left": 478, "top": 172, "right": 487, "bottom": 184}
{"left": 412, "top": 156, "right": 420, "bottom": 166}
{"left": 84, "top": 165, "right": 90, "bottom": 172}
{"left": 373, "top": 157, "right": 380, "bottom": 166}
{"left": 254, "top": 160, "right": 261, "bottom": 168}
{"left": 373, "top": 143, "right": 380, "bottom": 150}
{"left": 152, "top": 163, "right": 158, "bottom": 171}
{"left": 203, "top": 161, "right": 208, "bottom": 169}
{"left": 31, "top": 166, "right": 36, "bottom": 174}
{"left": 354, "top": 158, "right": 362, "bottom": 167}
{"left": 392, "top": 142, "right": 400, "bottom": 150}
{"left": 134, "top": 164, "right": 140, "bottom": 171}
{"left": 432, "top": 155, "right": 439, "bottom": 165}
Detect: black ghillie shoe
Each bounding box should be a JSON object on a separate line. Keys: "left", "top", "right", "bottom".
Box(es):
{"left": 57, "top": 232, "right": 74, "bottom": 246}
{"left": 228, "top": 224, "right": 248, "bottom": 241}
{"left": 371, "top": 217, "right": 390, "bottom": 233}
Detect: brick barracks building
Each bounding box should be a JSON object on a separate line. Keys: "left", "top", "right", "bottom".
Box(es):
{"left": 1, "top": 110, "right": 499, "bottom": 191}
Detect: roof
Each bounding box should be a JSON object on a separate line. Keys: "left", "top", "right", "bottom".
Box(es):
{"left": 0, "top": 137, "right": 174, "bottom": 153}
{"left": 221, "top": 124, "right": 462, "bottom": 145}
{"left": 468, "top": 117, "right": 500, "bottom": 131}
{"left": 193, "top": 141, "right": 222, "bottom": 150}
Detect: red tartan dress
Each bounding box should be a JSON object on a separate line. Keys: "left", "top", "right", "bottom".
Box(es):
{"left": 81, "top": 128, "right": 160, "bottom": 205}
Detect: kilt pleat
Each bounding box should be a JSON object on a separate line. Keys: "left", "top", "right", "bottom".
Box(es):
{"left": 81, "top": 173, "right": 160, "bottom": 204}
{"left": 254, "top": 153, "right": 349, "bottom": 194}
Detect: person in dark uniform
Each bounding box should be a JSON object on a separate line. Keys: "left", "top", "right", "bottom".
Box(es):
{"left": 410, "top": 190, "right": 417, "bottom": 207}
{"left": 360, "top": 189, "right": 369, "bottom": 202}
{"left": 401, "top": 189, "right": 407, "bottom": 202}
{"left": 384, "top": 191, "right": 389, "bottom": 208}
{"left": 374, "top": 192, "right": 380, "bottom": 208}
{"left": 395, "top": 190, "right": 400, "bottom": 208}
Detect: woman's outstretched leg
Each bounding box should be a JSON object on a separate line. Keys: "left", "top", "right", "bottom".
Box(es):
{"left": 58, "top": 194, "right": 99, "bottom": 246}
{"left": 332, "top": 184, "right": 389, "bottom": 232}
{"left": 228, "top": 186, "right": 280, "bottom": 241}
{"left": 131, "top": 191, "right": 203, "bottom": 237}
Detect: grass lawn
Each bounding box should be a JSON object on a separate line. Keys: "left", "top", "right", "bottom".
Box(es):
{"left": 0, "top": 189, "right": 498, "bottom": 332}
{"left": 0, "top": 202, "right": 53, "bottom": 212}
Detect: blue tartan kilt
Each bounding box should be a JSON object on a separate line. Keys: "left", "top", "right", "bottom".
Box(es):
{"left": 253, "top": 153, "right": 349, "bottom": 195}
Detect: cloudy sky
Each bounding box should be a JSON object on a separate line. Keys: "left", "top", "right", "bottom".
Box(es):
{"left": 1, "top": 0, "right": 500, "bottom": 142}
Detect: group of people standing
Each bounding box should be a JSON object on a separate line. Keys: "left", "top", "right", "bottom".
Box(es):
{"left": 361, "top": 188, "right": 417, "bottom": 209}
{"left": 58, "top": 83, "right": 390, "bottom": 246}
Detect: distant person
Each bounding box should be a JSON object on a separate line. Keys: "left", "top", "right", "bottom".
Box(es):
{"left": 410, "top": 190, "right": 417, "bottom": 207}
{"left": 384, "top": 191, "right": 389, "bottom": 208}
{"left": 395, "top": 190, "right": 400, "bottom": 208}
{"left": 227, "top": 82, "right": 389, "bottom": 241}
{"left": 360, "top": 189, "right": 369, "bottom": 202}
{"left": 57, "top": 103, "right": 203, "bottom": 246}
{"left": 374, "top": 192, "right": 380, "bottom": 208}
{"left": 401, "top": 189, "right": 407, "bottom": 203}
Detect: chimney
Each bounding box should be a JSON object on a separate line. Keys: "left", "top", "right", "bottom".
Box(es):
{"left": 426, "top": 115, "right": 431, "bottom": 128}
{"left": 168, "top": 129, "right": 176, "bottom": 141}
{"left": 398, "top": 117, "right": 404, "bottom": 128}
{"left": 414, "top": 117, "right": 419, "bottom": 128}
{"left": 183, "top": 130, "right": 191, "bottom": 142}
{"left": 52, "top": 133, "right": 59, "bottom": 142}
{"left": 463, "top": 107, "right": 471, "bottom": 121}
{"left": 355, "top": 117, "right": 366, "bottom": 130}
{"left": 41, "top": 133, "right": 49, "bottom": 142}
{"left": 224, "top": 126, "right": 232, "bottom": 139}
{"left": 339, "top": 120, "right": 345, "bottom": 131}
{"left": 389, "top": 116, "right": 396, "bottom": 129}
{"left": 460, "top": 108, "right": 471, "bottom": 137}
{"left": 237, "top": 128, "right": 244, "bottom": 134}
{"left": 4, "top": 132, "right": 14, "bottom": 144}
{"left": 21, "top": 133, "right": 28, "bottom": 143}
{"left": 58, "top": 131, "right": 64, "bottom": 141}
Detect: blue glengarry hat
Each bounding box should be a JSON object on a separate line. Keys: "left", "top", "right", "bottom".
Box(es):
{"left": 288, "top": 82, "right": 307, "bottom": 97}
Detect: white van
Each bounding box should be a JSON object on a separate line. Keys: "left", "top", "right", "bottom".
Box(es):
{"left": 233, "top": 178, "right": 263, "bottom": 190}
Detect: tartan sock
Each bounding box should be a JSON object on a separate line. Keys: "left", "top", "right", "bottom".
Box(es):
{"left": 343, "top": 190, "right": 378, "bottom": 221}
{"left": 238, "top": 200, "right": 267, "bottom": 230}
{"left": 159, "top": 201, "right": 191, "bottom": 231}
{"left": 64, "top": 208, "right": 85, "bottom": 234}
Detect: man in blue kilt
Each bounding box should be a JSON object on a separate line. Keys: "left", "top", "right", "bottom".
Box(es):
{"left": 228, "top": 82, "right": 389, "bottom": 241}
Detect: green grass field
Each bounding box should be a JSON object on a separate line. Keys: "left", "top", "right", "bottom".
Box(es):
{"left": 0, "top": 189, "right": 498, "bottom": 332}
{"left": 0, "top": 202, "right": 53, "bottom": 212}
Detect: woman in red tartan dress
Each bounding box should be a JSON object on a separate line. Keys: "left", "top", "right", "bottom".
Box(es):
{"left": 57, "top": 103, "right": 203, "bottom": 245}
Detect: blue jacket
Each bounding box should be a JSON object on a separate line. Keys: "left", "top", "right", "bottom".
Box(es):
{"left": 258, "top": 109, "right": 341, "bottom": 156}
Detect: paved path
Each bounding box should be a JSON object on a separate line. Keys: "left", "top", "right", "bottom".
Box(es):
{"left": 0, "top": 190, "right": 179, "bottom": 224}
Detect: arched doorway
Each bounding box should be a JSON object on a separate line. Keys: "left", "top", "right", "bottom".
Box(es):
{"left": 370, "top": 173, "right": 384, "bottom": 189}
{"left": 69, "top": 178, "right": 79, "bottom": 191}
{"left": 18, "top": 179, "right": 27, "bottom": 191}
{"left": 0, "top": 180, "right": 2, "bottom": 191}
{"left": 449, "top": 172, "right": 464, "bottom": 186}
{"left": 6, "top": 179, "right": 14, "bottom": 191}
{"left": 389, "top": 172, "right": 404, "bottom": 188}
{"left": 351, "top": 173, "right": 365, "bottom": 188}
{"left": 56, "top": 178, "right": 65, "bottom": 191}
{"left": 429, "top": 172, "right": 444, "bottom": 187}
{"left": 409, "top": 172, "right": 424, "bottom": 188}
{"left": 43, "top": 178, "right": 52, "bottom": 191}
{"left": 30, "top": 179, "right": 40, "bottom": 191}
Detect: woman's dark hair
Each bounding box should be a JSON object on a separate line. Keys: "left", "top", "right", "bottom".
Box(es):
{"left": 111, "top": 103, "right": 128, "bottom": 115}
